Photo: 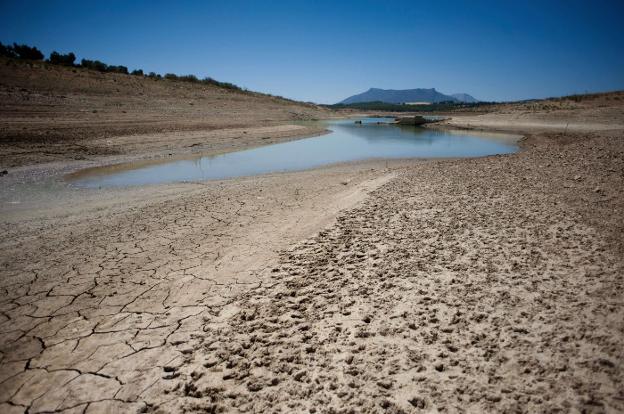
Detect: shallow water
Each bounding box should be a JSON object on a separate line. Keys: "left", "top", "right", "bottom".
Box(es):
{"left": 68, "top": 118, "right": 519, "bottom": 188}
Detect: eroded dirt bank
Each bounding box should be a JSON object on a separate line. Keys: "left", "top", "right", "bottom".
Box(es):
{"left": 0, "top": 58, "right": 332, "bottom": 168}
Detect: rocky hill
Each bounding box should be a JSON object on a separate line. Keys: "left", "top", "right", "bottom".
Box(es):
{"left": 339, "top": 87, "right": 478, "bottom": 104}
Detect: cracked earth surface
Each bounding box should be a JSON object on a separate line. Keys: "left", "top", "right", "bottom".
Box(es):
{"left": 1, "top": 130, "right": 623, "bottom": 413}
{"left": 0, "top": 163, "right": 394, "bottom": 413}
{"left": 153, "top": 132, "right": 622, "bottom": 413}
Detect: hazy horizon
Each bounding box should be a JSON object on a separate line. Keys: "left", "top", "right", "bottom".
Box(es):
{"left": 1, "top": 0, "right": 623, "bottom": 104}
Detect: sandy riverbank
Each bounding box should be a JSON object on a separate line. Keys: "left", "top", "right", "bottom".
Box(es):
{"left": 1, "top": 96, "right": 623, "bottom": 413}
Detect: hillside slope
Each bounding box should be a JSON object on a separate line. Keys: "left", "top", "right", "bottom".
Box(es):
{"left": 0, "top": 58, "right": 331, "bottom": 167}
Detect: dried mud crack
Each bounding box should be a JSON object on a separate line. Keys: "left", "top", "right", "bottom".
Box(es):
{"left": 165, "top": 131, "right": 623, "bottom": 413}
{"left": 1, "top": 130, "right": 623, "bottom": 413}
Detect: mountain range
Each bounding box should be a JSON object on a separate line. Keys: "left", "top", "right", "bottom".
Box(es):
{"left": 339, "top": 88, "right": 479, "bottom": 104}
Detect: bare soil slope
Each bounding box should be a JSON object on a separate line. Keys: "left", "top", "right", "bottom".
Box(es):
{"left": 439, "top": 91, "right": 624, "bottom": 133}
{"left": 0, "top": 58, "right": 331, "bottom": 167}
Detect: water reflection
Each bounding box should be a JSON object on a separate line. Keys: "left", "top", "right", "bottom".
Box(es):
{"left": 69, "top": 118, "right": 519, "bottom": 188}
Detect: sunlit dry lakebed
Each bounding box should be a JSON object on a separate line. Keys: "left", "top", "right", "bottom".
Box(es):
{"left": 67, "top": 118, "right": 520, "bottom": 188}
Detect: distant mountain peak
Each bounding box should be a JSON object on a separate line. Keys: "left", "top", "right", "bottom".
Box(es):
{"left": 338, "top": 88, "right": 478, "bottom": 105}
{"left": 451, "top": 93, "right": 479, "bottom": 103}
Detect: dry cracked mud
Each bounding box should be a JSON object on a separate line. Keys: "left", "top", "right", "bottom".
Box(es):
{"left": 0, "top": 163, "right": 395, "bottom": 413}
{"left": 1, "top": 129, "right": 623, "bottom": 413}
{"left": 153, "top": 131, "right": 623, "bottom": 413}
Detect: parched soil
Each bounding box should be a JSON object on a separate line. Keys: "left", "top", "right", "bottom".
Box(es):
{"left": 0, "top": 58, "right": 332, "bottom": 168}
{"left": 0, "top": 162, "right": 398, "bottom": 414}
{"left": 154, "top": 130, "right": 624, "bottom": 413}
{"left": 1, "top": 127, "right": 622, "bottom": 413}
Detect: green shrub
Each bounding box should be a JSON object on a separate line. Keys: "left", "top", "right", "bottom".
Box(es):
{"left": 201, "top": 76, "right": 242, "bottom": 91}
{"left": 164, "top": 73, "right": 178, "bottom": 80}
{"left": 48, "top": 51, "right": 76, "bottom": 66}
{"left": 81, "top": 59, "right": 108, "bottom": 72}
{"left": 131, "top": 69, "right": 144, "bottom": 76}
{"left": 107, "top": 65, "right": 128, "bottom": 74}
{"left": 0, "top": 42, "right": 17, "bottom": 58}
{"left": 9, "top": 43, "right": 44, "bottom": 60}
{"left": 179, "top": 74, "right": 199, "bottom": 83}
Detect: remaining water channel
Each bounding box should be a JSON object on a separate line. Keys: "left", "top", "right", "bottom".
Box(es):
{"left": 68, "top": 118, "right": 519, "bottom": 188}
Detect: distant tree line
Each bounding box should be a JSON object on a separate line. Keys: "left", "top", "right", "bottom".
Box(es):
{"left": 324, "top": 100, "right": 495, "bottom": 112}
{"left": 0, "top": 42, "right": 44, "bottom": 60}
{"left": 0, "top": 41, "right": 244, "bottom": 92}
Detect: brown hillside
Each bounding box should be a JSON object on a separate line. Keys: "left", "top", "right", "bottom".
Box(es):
{"left": 0, "top": 58, "right": 331, "bottom": 167}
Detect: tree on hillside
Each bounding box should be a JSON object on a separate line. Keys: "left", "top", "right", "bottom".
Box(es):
{"left": 48, "top": 51, "right": 76, "bottom": 66}
{"left": 11, "top": 43, "right": 44, "bottom": 60}
{"left": 107, "top": 65, "right": 128, "bottom": 74}
{"left": 131, "top": 69, "right": 144, "bottom": 76}
{"left": 0, "top": 42, "right": 17, "bottom": 58}
{"left": 81, "top": 59, "right": 108, "bottom": 72}
{"left": 179, "top": 74, "right": 199, "bottom": 83}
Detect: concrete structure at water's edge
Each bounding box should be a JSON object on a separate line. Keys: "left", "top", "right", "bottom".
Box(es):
{"left": 353, "top": 116, "right": 444, "bottom": 126}
{"left": 395, "top": 115, "right": 430, "bottom": 126}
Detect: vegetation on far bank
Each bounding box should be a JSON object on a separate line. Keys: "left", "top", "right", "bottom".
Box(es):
{"left": 323, "top": 100, "right": 496, "bottom": 112}
{"left": 324, "top": 91, "right": 623, "bottom": 113}
{"left": 0, "top": 41, "right": 318, "bottom": 106}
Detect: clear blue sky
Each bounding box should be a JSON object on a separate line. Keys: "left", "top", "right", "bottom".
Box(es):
{"left": 1, "top": 0, "right": 623, "bottom": 103}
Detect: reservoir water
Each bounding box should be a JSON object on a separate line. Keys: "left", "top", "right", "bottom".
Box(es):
{"left": 68, "top": 118, "right": 519, "bottom": 188}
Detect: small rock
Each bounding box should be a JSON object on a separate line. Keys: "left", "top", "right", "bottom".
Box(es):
{"left": 446, "top": 344, "right": 458, "bottom": 353}
{"left": 408, "top": 397, "right": 426, "bottom": 409}
{"left": 162, "top": 372, "right": 179, "bottom": 380}
{"left": 597, "top": 358, "right": 615, "bottom": 368}
{"left": 247, "top": 381, "right": 263, "bottom": 392}
{"left": 203, "top": 357, "right": 219, "bottom": 368}
{"left": 377, "top": 380, "right": 392, "bottom": 389}
{"left": 434, "top": 363, "right": 444, "bottom": 372}
{"left": 294, "top": 370, "right": 306, "bottom": 381}
{"left": 486, "top": 394, "right": 501, "bottom": 402}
